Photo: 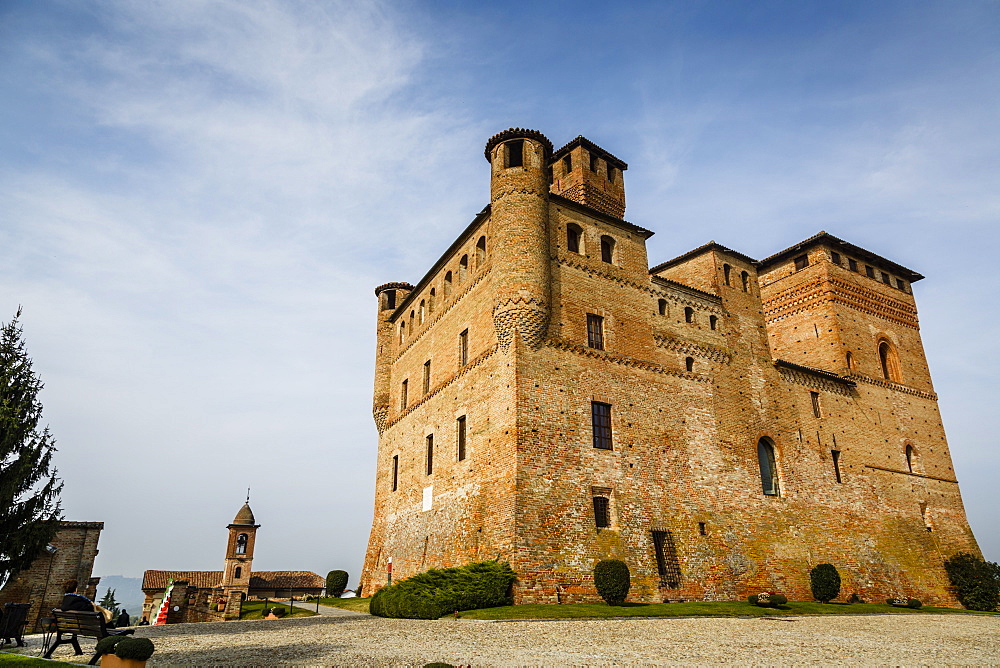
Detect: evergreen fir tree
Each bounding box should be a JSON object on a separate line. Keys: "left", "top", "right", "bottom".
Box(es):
{"left": 100, "top": 588, "right": 121, "bottom": 618}
{"left": 0, "top": 308, "right": 63, "bottom": 588}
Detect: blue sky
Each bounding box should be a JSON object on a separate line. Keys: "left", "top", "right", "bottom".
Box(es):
{"left": 1, "top": 0, "right": 998, "bottom": 585}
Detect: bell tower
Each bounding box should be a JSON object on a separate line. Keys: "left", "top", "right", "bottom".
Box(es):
{"left": 221, "top": 500, "right": 259, "bottom": 599}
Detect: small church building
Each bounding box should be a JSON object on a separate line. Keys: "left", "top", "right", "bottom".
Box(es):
{"left": 141, "top": 503, "right": 323, "bottom": 623}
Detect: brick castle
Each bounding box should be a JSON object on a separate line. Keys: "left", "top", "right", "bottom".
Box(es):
{"left": 359, "top": 128, "right": 981, "bottom": 605}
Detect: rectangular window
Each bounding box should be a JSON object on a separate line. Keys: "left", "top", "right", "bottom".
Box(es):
{"left": 586, "top": 314, "right": 604, "bottom": 350}
{"left": 589, "top": 152, "right": 598, "bottom": 171}
{"left": 391, "top": 455, "right": 399, "bottom": 491}
{"left": 896, "top": 278, "right": 907, "bottom": 292}
{"left": 848, "top": 258, "right": 859, "bottom": 272}
{"left": 865, "top": 265, "right": 875, "bottom": 278}
{"left": 457, "top": 415, "right": 467, "bottom": 461}
{"left": 506, "top": 140, "right": 523, "bottom": 168}
{"left": 425, "top": 434, "right": 434, "bottom": 475}
{"left": 832, "top": 449, "right": 842, "bottom": 483}
{"left": 830, "top": 252, "right": 841, "bottom": 265}
{"left": 794, "top": 255, "right": 809, "bottom": 271}
{"left": 459, "top": 329, "right": 469, "bottom": 367}
{"left": 881, "top": 271, "right": 891, "bottom": 285}
{"left": 810, "top": 391, "right": 822, "bottom": 418}
{"left": 651, "top": 529, "right": 681, "bottom": 588}
{"left": 400, "top": 379, "right": 408, "bottom": 409}
{"left": 592, "top": 496, "right": 610, "bottom": 529}
{"left": 423, "top": 360, "right": 431, "bottom": 394}
{"left": 591, "top": 401, "right": 612, "bottom": 450}
{"left": 562, "top": 155, "right": 572, "bottom": 173}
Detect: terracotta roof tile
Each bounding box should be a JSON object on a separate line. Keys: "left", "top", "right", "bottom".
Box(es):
{"left": 142, "top": 570, "right": 223, "bottom": 590}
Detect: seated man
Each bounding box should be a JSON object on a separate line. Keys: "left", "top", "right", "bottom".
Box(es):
{"left": 59, "top": 581, "right": 113, "bottom": 623}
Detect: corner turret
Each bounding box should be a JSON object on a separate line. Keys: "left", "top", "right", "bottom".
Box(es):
{"left": 550, "top": 136, "right": 627, "bottom": 218}
{"left": 373, "top": 282, "right": 413, "bottom": 433}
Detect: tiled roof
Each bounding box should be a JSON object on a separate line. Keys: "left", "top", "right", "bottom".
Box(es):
{"left": 142, "top": 570, "right": 223, "bottom": 590}
{"left": 249, "top": 571, "right": 324, "bottom": 589}
{"left": 141, "top": 570, "right": 324, "bottom": 591}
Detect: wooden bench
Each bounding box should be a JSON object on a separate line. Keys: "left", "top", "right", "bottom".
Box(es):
{"left": 43, "top": 609, "right": 134, "bottom": 665}
{"left": 0, "top": 602, "right": 32, "bottom": 647}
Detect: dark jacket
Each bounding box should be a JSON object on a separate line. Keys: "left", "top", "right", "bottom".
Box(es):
{"left": 60, "top": 593, "right": 94, "bottom": 612}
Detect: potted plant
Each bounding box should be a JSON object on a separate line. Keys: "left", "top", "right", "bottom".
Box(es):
{"left": 97, "top": 636, "right": 156, "bottom": 668}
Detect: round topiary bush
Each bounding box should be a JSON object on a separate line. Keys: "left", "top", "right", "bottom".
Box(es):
{"left": 810, "top": 563, "right": 841, "bottom": 603}
{"left": 944, "top": 552, "right": 1000, "bottom": 612}
{"left": 95, "top": 635, "right": 125, "bottom": 656}
{"left": 594, "top": 559, "right": 631, "bottom": 606}
{"left": 113, "top": 637, "right": 156, "bottom": 661}
{"left": 326, "top": 570, "right": 350, "bottom": 598}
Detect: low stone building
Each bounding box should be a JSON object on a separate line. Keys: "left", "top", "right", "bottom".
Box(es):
{"left": 0, "top": 521, "right": 103, "bottom": 632}
{"left": 141, "top": 503, "right": 323, "bottom": 623}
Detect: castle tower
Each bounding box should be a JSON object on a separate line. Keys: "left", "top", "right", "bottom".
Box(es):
{"left": 550, "top": 135, "right": 627, "bottom": 218}
{"left": 221, "top": 502, "right": 259, "bottom": 599}
{"left": 484, "top": 128, "right": 554, "bottom": 350}
{"left": 373, "top": 282, "right": 413, "bottom": 434}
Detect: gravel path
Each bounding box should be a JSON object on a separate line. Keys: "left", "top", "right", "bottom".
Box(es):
{"left": 11, "top": 613, "right": 1000, "bottom": 666}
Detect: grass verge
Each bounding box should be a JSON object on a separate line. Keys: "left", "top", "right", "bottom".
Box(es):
{"left": 239, "top": 600, "right": 317, "bottom": 620}
{"left": 456, "top": 600, "right": 999, "bottom": 620}
{"left": 310, "top": 597, "right": 371, "bottom": 613}
{"left": 0, "top": 652, "right": 80, "bottom": 665}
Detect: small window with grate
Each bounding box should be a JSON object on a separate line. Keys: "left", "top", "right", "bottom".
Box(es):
{"left": 592, "top": 495, "right": 610, "bottom": 529}
{"left": 587, "top": 313, "right": 604, "bottom": 350}
{"left": 651, "top": 529, "right": 681, "bottom": 588}
{"left": 591, "top": 401, "right": 612, "bottom": 450}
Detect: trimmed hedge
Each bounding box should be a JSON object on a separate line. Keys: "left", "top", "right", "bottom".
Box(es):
{"left": 594, "top": 559, "right": 631, "bottom": 606}
{"left": 113, "top": 637, "right": 156, "bottom": 661}
{"left": 810, "top": 564, "right": 841, "bottom": 603}
{"left": 944, "top": 552, "right": 1000, "bottom": 612}
{"left": 369, "top": 561, "right": 516, "bottom": 619}
{"left": 326, "top": 570, "right": 349, "bottom": 597}
{"left": 748, "top": 592, "right": 788, "bottom": 607}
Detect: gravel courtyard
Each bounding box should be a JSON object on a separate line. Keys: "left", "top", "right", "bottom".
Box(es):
{"left": 18, "top": 612, "right": 1000, "bottom": 666}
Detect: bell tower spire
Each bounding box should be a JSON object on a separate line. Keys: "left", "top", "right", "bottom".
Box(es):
{"left": 221, "top": 499, "right": 259, "bottom": 599}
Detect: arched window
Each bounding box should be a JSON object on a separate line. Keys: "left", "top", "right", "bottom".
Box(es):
{"left": 709, "top": 315, "right": 718, "bottom": 330}
{"left": 741, "top": 271, "right": 750, "bottom": 293}
{"left": 600, "top": 235, "right": 615, "bottom": 263}
{"left": 905, "top": 444, "right": 916, "bottom": 472}
{"left": 476, "top": 236, "right": 486, "bottom": 266}
{"left": 658, "top": 299, "right": 667, "bottom": 316}
{"left": 444, "top": 271, "right": 453, "bottom": 296}
{"left": 685, "top": 357, "right": 694, "bottom": 372}
{"left": 684, "top": 307, "right": 694, "bottom": 323}
{"left": 419, "top": 300, "right": 425, "bottom": 324}
{"left": 429, "top": 288, "right": 436, "bottom": 312}
{"left": 234, "top": 566, "right": 242, "bottom": 579}
{"left": 757, "top": 439, "right": 780, "bottom": 496}
{"left": 723, "top": 264, "right": 732, "bottom": 286}
{"left": 878, "top": 339, "right": 900, "bottom": 382}
{"left": 566, "top": 224, "right": 582, "bottom": 253}
{"left": 236, "top": 533, "right": 248, "bottom": 554}
{"left": 399, "top": 322, "right": 406, "bottom": 344}
{"left": 846, "top": 351, "right": 854, "bottom": 370}
{"left": 459, "top": 255, "right": 469, "bottom": 283}
{"left": 409, "top": 310, "right": 414, "bottom": 331}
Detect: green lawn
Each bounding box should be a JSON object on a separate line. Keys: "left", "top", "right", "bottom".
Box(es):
{"left": 0, "top": 652, "right": 80, "bottom": 665}
{"left": 239, "top": 600, "right": 317, "bottom": 620}
{"left": 311, "top": 597, "right": 371, "bottom": 613}
{"left": 456, "top": 600, "right": 999, "bottom": 620}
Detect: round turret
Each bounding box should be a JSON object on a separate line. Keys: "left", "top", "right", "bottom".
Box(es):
{"left": 373, "top": 282, "right": 413, "bottom": 433}
{"left": 485, "top": 128, "right": 553, "bottom": 350}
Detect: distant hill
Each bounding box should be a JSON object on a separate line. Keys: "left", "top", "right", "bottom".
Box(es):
{"left": 96, "top": 575, "right": 144, "bottom": 620}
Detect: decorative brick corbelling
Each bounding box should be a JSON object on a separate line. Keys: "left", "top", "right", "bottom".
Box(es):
{"left": 776, "top": 366, "right": 854, "bottom": 396}
{"left": 387, "top": 346, "right": 498, "bottom": 429}
{"left": 845, "top": 373, "right": 938, "bottom": 399}
{"left": 494, "top": 298, "right": 549, "bottom": 350}
{"left": 546, "top": 338, "right": 712, "bottom": 382}
{"left": 394, "top": 265, "right": 491, "bottom": 361}
{"left": 763, "top": 278, "right": 919, "bottom": 329}
{"left": 653, "top": 334, "right": 732, "bottom": 364}
{"left": 373, "top": 404, "right": 389, "bottom": 434}
{"left": 491, "top": 186, "right": 548, "bottom": 202}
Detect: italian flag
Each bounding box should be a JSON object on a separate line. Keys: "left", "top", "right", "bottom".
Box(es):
{"left": 154, "top": 579, "right": 174, "bottom": 626}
